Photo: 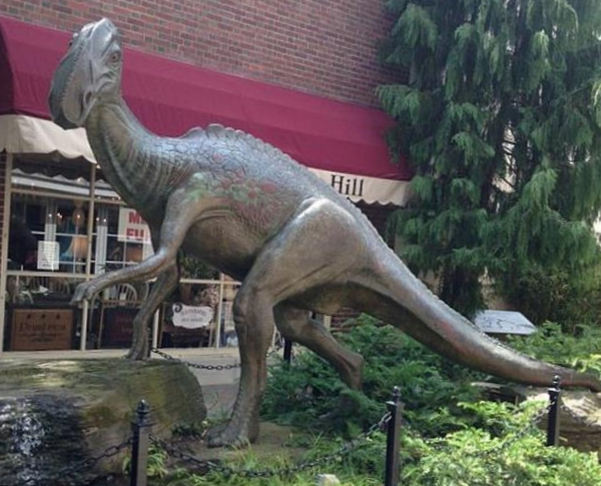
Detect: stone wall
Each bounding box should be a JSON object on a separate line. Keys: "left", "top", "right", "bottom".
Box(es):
{"left": 0, "top": 0, "right": 405, "bottom": 107}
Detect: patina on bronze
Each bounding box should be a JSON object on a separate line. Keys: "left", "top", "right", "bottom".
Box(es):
{"left": 48, "top": 19, "right": 601, "bottom": 447}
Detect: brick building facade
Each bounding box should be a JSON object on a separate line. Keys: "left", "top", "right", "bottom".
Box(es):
{"left": 0, "top": 0, "right": 400, "bottom": 107}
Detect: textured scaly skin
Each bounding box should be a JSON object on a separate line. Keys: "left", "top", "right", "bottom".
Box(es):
{"left": 48, "top": 19, "right": 601, "bottom": 448}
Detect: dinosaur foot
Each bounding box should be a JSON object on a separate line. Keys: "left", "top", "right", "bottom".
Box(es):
{"left": 206, "top": 420, "right": 259, "bottom": 448}
{"left": 338, "top": 350, "right": 364, "bottom": 390}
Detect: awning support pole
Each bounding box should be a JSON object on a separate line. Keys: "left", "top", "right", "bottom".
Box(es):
{"left": 0, "top": 153, "right": 14, "bottom": 354}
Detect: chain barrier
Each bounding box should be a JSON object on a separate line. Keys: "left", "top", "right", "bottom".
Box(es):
{"left": 151, "top": 345, "right": 286, "bottom": 371}
{"left": 469, "top": 403, "right": 550, "bottom": 458}
{"left": 151, "top": 411, "right": 391, "bottom": 479}
{"left": 17, "top": 438, "right": 132, "bottom": 486}
{"left": 405, "top": 402, "right": 550, "bottom": 457}
{"left": 151, "top": 347, "right": 241, "bottom": 370}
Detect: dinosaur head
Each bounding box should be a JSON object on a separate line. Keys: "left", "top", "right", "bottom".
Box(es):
{"left": 49, "top": 18, "right": 123, "bottom": 129}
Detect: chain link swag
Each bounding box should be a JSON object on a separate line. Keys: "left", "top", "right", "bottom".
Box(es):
{"left": 150, "top": 411, "right": 391, "bottom": 479}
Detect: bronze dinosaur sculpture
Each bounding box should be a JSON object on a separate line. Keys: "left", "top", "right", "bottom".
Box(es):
{"left": 48, "top": 19, "right": 601, "bottom": 447}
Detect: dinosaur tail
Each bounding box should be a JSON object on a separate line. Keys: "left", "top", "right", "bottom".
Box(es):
{"left": 363, "top": 250, "right": 601, "bottom": 392}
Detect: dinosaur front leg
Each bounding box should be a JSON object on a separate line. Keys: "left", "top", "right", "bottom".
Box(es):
{"left": 71, "top": 189, "right": 201, "bottom": 305}
{"left": 125, "top": 264, "right": 179, "bottom": 360}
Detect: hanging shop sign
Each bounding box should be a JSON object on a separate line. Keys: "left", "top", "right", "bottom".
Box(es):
{"left": 172, "top": 303, "right": 214, "bottom": 329}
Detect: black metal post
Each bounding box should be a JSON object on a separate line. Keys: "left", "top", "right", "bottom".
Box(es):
{"left": 131, "top": 400, "right": 151, "bottom": 486}
{"left": 283, "top": 339, "right": 293, "bottom": 364}
{"left": 146, "top": 329, "right": 152, "bottom": 359}
{"left": 546, "top": 375, "right": 561, "bottom": 447}
{"left": 385, "top": 387, "right": 403, "bottom": 486}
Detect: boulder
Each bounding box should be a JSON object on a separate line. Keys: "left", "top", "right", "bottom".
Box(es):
{"left": 526, "top": 389, "right": 601, "bottom": 455}
{"left": 0, "top": 358, "right": 206, "bottom": 485}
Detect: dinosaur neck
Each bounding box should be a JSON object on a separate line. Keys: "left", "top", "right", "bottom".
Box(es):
{"left": 84, "top": 99, "right": 161, "bottom": 210}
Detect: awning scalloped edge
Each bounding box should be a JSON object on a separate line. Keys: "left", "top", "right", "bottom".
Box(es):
{"left": 1, "top": 114, "right": 409, "bottom": 206}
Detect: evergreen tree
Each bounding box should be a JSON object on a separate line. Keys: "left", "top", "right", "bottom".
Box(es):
{"left": 378, "top": 0, "right": 601, "bottom": 317}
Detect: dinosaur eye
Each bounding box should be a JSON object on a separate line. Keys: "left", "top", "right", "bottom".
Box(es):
{"left": 109, "top": 52, "right": 121, "bottom": 63}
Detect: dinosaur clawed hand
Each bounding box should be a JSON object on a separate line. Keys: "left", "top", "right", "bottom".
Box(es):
{"left": 71, "top": 281, "right": 100, "bottom": 305}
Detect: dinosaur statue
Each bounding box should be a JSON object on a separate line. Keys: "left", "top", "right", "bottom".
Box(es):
{"left": 48, "top": 19, "right": 601, "bottom": 447}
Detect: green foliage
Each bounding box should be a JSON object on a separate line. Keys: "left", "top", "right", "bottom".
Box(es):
{"left": 400, "top": 400, "right": 601, "bottom": 486}
{"left": 495, "top": 264, "right": 601, "bottom": 326}
{"left": 261, "top": 316, "right": 484, "bottom": 437}
{"left": 508, "top": 321, "right": 601, "bottom": 374}
{"left": 155, "top": 318, "right": 601, "bottom": 486}
{"left": 122, "top": 443, "right": 168, "bottom": 479}
{"left": 379, "top": 0, "right": 601, "bottom": 316}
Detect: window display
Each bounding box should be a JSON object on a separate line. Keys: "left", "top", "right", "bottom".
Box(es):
{"left": 2, "top": 156, "right": 241, "bottom": 352}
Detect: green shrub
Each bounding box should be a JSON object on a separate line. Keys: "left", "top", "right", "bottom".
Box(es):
{"left": 400, "top": 401, "right": 601, "bottom": 486}
{"left": 508, "top": 322, "right": 601, "bottom": 375}
{"left": 262, "top": 315, "right": 485, "bottom": 437}
{"left": 160, "top": 319, "right": 601, "bottom": 486}
{"left": 163, "top": 401, "right": 601, "bottom": 486}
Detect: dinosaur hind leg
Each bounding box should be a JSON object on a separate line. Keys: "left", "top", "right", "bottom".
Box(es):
{"left": 207, "top": 198, "right": 363, "bottom": 448}
{"left": 274, "top": 304, "right": 363, "bottom": 389}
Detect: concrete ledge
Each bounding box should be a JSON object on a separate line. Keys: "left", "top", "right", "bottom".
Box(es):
{"left": 0, "top": 347, "right": 240, "bottom": 361}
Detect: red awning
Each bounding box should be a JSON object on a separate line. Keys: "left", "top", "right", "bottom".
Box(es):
{"left": 0, "top": 15, "right": 411, "bottom": 181}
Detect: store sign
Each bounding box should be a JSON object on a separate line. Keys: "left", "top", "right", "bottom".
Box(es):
{"left": 11, "top": 309, "right": 74, "bottom": 351}
{"left": 118, "top": 208, "right": 151, "bottom": 243}
{"left": 330, "top": 174, "right": 365, "bottom": 198}
{"left": 309, "top": 168, "right": 410, "bottom": 206}
{"left": 172, "top": 303, "right": 214, "bottom": 329}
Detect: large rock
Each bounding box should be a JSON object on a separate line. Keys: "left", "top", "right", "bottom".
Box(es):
{"left": 526, "top": 389, "right": 601, "bottom": 455}
{"left": 0, "top": 358, "right": 206, "bottom": 485}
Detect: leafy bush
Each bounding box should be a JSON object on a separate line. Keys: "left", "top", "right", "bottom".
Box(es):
{"left": 496, "top": 265, "right": 601, "bottom": 328}
{"left": 399, "top": 401, "right": 601, "bottom": 486}
{"left": 262, "top": 315, "right": 485, "bottom": 437}
{"left": 158, "top": 318, "right": 601, "bottom": 486}
{"left": 508, "top": 322, "right": 601, "bottom": 375}
{"left": 163, "top": 401, "right": 601, "bottom": 486}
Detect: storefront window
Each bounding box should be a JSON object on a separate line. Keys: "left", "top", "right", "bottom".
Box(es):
{"left": 2, "top": 156, "right": 242, "bottom": 353}
{"left": 92, "top": 204, "right": 152, "bottom": 274}
{"left": 10, "top": 194, "right": 89, "bottom": 273}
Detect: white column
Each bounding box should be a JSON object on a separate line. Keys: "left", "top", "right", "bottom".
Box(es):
{"left": 80, "top": 164, "right": 96, "bottom": 351}
{"left": 94, "top": 206, "right": 109, "bottom": 274}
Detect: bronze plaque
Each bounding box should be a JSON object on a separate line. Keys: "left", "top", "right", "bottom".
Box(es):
{"left": 11, "top": 309, "right": 74, "bottom": 351}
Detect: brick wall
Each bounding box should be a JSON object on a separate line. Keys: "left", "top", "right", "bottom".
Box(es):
{"left": 0, "top": 0, "right": 404, "bottom": 107}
